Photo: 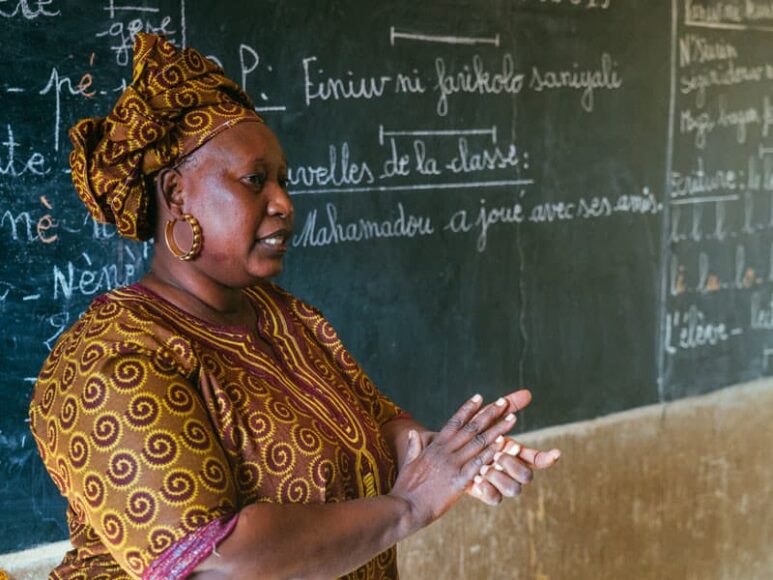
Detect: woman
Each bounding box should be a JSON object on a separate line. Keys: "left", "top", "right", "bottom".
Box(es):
{"left": 29, "top": 34, "right": 561, "bottom": 579}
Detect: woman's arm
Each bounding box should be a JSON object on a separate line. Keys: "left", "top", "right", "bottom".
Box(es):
{"left": 191, "top": 495, "right": 413, "bottom": 579}
{"left": 193, "top": 393, "right": 515, "bottom": 579}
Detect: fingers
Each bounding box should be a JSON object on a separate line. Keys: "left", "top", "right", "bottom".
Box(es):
{"left": 403, "top": 430, "right": 423, "bottom": 465}
{"left": 505, "top": 389, "right": 532, "bottom": 415}
{"left": 457, "top": 410, "right": 516, "bottom": 462}
{"left": 516, "top": 445, "right": 562, "bottom": 469}
{"left": 462, "top": 436, "right": 504, "bottom": 485}
{"left": 444, "top": 391, "right": 530, "bottom": 448}
{"left": 437, "top": 394, "right": 484, "bottom": 441}
{"left": 470, "top": 389, "right": 532, "bottom": 423}
{"left": 469, "top": 476, "right": 503, "bottom": 506}
{"left": 488, "top": 455, "right": 533, "bottom": 485}
{"left": 483, "top": 468, "right": 523, "bottom": 498}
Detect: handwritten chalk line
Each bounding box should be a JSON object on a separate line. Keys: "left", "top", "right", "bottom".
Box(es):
{"left": 6, "top": 87, "right": 24, "bottom": 93}
{"left": 104, "top": 4, "right": 160, "bottom": 14}
{"left": 24, "top": 378, "right": 37, "bottom": 383}
{"left": 180, "top": 0, "right": 187, "bottom": 48}
{"left": 289, "top": 179, "right": 533, "bottom": 196}
{"left": 378, "top": 124, "right": 497, "bottom": 146}
{"left": 62, "top": 169, "right": 72, "bottom": 174}
{"left": 670, "top": 194, "right": 740, "bottom": 205}
{"left": 390, "top": 26, "right": 499, "bottom": 47}
{"left": 730, "top": 328, "right": 743, "bottom": 336}
{"left": 23, "top": 294, "right": 41, "bottom": 301}
{"left": 684, "top": 18, "right": 773, "bottom": 33}
{"left": 759, "top": 145, "right": 773, "bottom": 157}
{"left": 763, "top": 347, "right": 773, "bottom": 366}
{"left": 255, "top": 106, "right": 287, "bottom": 112}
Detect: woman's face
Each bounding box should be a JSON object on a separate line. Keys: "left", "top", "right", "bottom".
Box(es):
{"left": 175, "top": 121, "right": 294, "bottom": 287}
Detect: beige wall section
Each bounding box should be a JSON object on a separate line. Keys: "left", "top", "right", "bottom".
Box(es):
{"left": 398, "top": 380, "right": 773, "bottom": 580}
{"left": 2, "top": 381, "right": 771, "bottom": 579}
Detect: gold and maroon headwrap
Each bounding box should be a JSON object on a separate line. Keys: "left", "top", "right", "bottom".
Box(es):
{"left": 69, "top": 33, "right": 263, "bottom": 240}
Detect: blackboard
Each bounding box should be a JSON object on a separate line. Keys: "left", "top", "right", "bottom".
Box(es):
{"left": 2, "top": 0, "right": 772, "bottom": 554}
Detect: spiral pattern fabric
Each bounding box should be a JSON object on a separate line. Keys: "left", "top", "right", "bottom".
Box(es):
{"left": 68, "top": 33, "right": 263, "bottom": 241}
{"left": 30, "top": 282, "right": 404, "bottom": 579}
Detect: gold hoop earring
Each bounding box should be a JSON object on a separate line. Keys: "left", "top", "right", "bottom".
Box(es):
{"left": 164, "top": 214, "right": 202, "bottom": 261}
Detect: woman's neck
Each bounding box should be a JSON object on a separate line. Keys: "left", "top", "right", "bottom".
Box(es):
{"left": 141, "top": 254, "right": 255, "bottom": 328}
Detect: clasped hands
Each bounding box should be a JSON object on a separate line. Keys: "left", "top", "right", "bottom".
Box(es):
{"left": 390, "top": 390, "right": 561, "bottom": 526}
{"left": 468, "top": 390, "right": 560, "bottom": 506}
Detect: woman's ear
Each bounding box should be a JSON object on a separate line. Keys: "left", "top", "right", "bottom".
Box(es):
{"left": 155, "top": 167, "right": 186, "bottom": 218}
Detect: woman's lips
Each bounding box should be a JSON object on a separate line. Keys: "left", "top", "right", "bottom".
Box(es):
{"left": 257, "top": 229, "right": 292, "bottom": 251}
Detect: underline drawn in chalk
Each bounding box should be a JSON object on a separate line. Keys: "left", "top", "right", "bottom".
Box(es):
{"left": 6, "top": 87, "right": 24, "bottom": 93}
{"left": 289, "top": 179, "right": 533, "bottom": 196}
{"left": 684, "top": 18, "right": 773, "bottom": 34}
{"left": 390, "top": 26, "right": 500, "bottom": 47}
{"left": 670, "top": 194, "right": 740, "bottom": 205}
{"left": 255, "top": 106, "right": 288, "bottom": 113}
{"left": 23, "top": 295, "right": 41, "bottom": 301}
{"left": 760, "top": 147, "right": 773, "bottom": 158}
{"left": 378, "top": 125, "right": 498, "bottom": 146}
{"left": 103, "top": 2, "right": 160, "bottom": 17}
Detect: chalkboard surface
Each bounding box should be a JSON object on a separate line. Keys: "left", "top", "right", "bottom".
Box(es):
{"left": 2, "top": 0, "right": 772, "bottom": 553}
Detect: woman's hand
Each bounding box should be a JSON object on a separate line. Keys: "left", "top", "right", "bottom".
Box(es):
{"left": 385, "top": 390, "right": 562, "bottom": 509}
{"left": 470, "top": 438, "right": 561, "bottom": 506}
{"left": 466, "top": 391, "right": 561, "bottom": 505}
{"left": 387, "top": 393, "right": 516, "bottom": 528}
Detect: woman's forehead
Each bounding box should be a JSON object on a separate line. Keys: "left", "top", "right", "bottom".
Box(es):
{"left": 198, "top": 122, "right": 286, "bottom": 168}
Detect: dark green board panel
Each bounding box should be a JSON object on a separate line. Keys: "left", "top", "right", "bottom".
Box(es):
{"left": 2, "top": 0, "right": 772, "bottom": 553}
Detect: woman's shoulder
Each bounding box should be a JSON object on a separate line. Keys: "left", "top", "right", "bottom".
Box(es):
{"left": 38, "top": 284, "right": 198, "bottom": 386}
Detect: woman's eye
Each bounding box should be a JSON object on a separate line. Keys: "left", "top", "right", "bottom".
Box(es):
{"left": 278, "top": 175, "right": 289, "bottom": 190}
{"left": 246, "top": 173, "right": 267, "bottom": 188}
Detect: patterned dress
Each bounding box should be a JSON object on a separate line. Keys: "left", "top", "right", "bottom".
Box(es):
{"left": 29, "top": 282, "right": 405, "bottom": 579}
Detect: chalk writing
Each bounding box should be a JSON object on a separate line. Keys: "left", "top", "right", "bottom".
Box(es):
{"left": 664, "top": 305, "right": 734, "bottom": 353}
{"left": 293, "top": 202, "right": 434, "bottom": 247}
{"left": 96, "top": 0, "right": 177, "bottom": 66}
{"left": 536, "top": 0, "right": 611, "bottom": 8}
{"left": 52, "top": 249, "right": 144, "bottom": 302}
{"left": 679, "top": 34, "right": 738, "bottom": 67}
{"left": 0, "top": 124, "right": 48, "bottom": 177}
{"left": 39, "top": 68, "right": 94, "bottom": 152}
{"left": 303, "top": 57, "right": 393, "bottom": 106}
{"left": 0, "top": 0, "right": 59, "bottom": 19}
{"left": 529, "top": 53, "right": 623, "bottom": 113}
{"left": 434, "top": 54, "right": 524, "bottom": 117}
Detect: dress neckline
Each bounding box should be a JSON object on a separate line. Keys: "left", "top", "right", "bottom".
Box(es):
{"left": 123, "top": 282, "right": 263, "bottom": 338}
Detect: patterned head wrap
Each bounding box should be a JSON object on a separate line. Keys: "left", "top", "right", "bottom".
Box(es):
{"left": 69, "top": 33, "right": 263, "bottom": 240}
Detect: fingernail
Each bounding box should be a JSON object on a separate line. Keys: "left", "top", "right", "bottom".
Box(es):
{"left": 494, "top": 451, "right": 503, "bottom": 462}
{"left": 472, "top": 393, "right": 483, "bottom": 403}
{"left": 480, "top": 465, "right": 491, "bottom": 476}
{"left": 494, "top": 463, "right": 504, "bottom": 472}
{"left": 495, "top": 435, "right": 504, "bottom": 444}
{"left": 506, "top": 444, "right": 521, "bottom": 456}
{"left": 495, "top": 397, "right": 506, "bottom": 407}
{"left": 552, "top": 450, "right": 562, "bottom": 461}
{"left": 474, "top": 475, "right": 483, "bottom": 484}
{"left": 473, "top": 485, "right": 482, "bottom": 496}
{"left": 505, "top": 413, "right": 516, "bottom": 422}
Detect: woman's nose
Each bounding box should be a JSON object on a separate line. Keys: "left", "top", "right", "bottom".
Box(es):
{"left": 267, "top": 182, "right": 293, "bottom": 220}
